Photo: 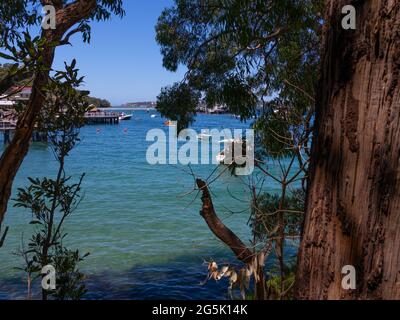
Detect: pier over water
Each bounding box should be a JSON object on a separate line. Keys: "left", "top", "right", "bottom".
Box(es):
{"left": 0, "top": 120, "right": 17, "bottom": 144}
{"left": 0, "top": 108, "right": 122, "bottom": 144}
{"left": 84, "top": 111, "right": 120, "bottom": 124}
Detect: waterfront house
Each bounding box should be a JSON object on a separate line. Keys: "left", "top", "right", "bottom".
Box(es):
{"left": 0, "top": 86, "right": 32, "bottom": 109}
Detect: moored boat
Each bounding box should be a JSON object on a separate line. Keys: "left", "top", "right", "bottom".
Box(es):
{"left": 164, "top": 120, "right": 176, "bottom": 126}
{"left": 119, "top": 113, "right": 133, "bottom": 121}
{"left": 197, "top": 133, "right": 212, "bottom": 140}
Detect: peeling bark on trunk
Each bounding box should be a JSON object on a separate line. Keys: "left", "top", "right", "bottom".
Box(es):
{"left": 0, "top": 0, "right": 97, "bottom": 226}
{"left": 296, "top": 1, "right": 400, "bottom": 299}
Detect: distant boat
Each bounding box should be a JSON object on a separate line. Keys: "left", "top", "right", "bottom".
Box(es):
{"left": 164, "top": 120, "right": 176, "bottom": 126}
{"left": 216, "top": 152, "right": 225, "bottom": 164}
{"left": 119, "top": 113, "right": 132, "bottom": 121}
{"left": 197, "top": 133, "right": 212, "bottom": 141}
{"left": 216, "top": 139, "right": 245, "bottom": 164}
{"left": 151, "top": 114, "right": 157, "bottom": 118}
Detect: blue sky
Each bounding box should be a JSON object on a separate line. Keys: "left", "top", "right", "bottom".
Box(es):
{"left": 53, "top": 1, "right": 186, "bottom": 106}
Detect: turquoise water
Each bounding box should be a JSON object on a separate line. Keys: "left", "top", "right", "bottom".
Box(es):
{"left": 0, "top": 111, "right": 282, "bottom": 300}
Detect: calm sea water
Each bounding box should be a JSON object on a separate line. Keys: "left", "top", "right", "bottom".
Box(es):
{"left": 0, "top": 111, "right": 283, "bottom": 300}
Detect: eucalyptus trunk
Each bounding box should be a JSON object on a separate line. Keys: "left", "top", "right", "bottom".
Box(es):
{"left": 0, "top": 0, "right": 97, "bottom": 227}
{"left": 296, "top": 0, "right": 400, "bottom": 299}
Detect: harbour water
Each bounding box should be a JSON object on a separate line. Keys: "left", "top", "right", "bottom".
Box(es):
{"left": 0, "top": 111, "right": 283, "bottom": 300}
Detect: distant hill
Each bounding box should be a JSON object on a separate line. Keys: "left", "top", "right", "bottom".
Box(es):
{"left": 85, "top": 96, "right": 111, "bottom": 108}
{"left": 122, "top": 101, "right": 156, "bottom": 108}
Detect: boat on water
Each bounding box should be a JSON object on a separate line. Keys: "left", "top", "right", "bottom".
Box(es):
{"left": 216, "top": 153, "right": 226, "bottom": 163}
{"left": 119, "top": 113, "right": 133, "bottom": 121}
{"left": 151, "top": 114, "right": 157, "bottom": 118}
{"left": 164, "top": 120, "right": 176, "bottom": 126}
{"left": 197, "top": 133, "right": 212, "bottom": 141}
{"left": 216, "top": 139, "right": 246, "bottom": 164}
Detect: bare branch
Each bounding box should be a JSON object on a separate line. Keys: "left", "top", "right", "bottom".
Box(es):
{"left": 196, "top": 179, "right": 253, "bottom": 263}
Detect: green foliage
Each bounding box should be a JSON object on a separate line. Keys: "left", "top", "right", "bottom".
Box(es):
{"left": 0, "top": 0, "right": 41, "bottom": 45}
{"left": 50, "top": 247, "right": 89, "bottom": 300}
{"left": 156, "top": 0, "right": 322, "bottom": 300}
{"left": 85, "top": 95, "right": 111, "bottom": 108}
{"left": 266, "top": 266, "right": 296, "bottom": 300}
{"left": 217, "top": 76, "right": 257, "bottom": 120}
{"left": 0, "top": 1, "right": 125, "bottom": 94}
{"left": 36, "top": 61, "right": 90, "bottom": 160}
{"left": 92, "top": 0, "right": 125, "bottom": 22}
{"left": 156, "top": 0, "right": 322, "bottom": 122}
{"left": 156, "top": 82, "right": 200, "bottom": 131}
{"left": 0, "top": 63, "right": 33, "bottom": 87}
{"left": 0, "top": 1, "right": 125, "bottom": 45}
{"left": 250, "top": 189, "right": 305, "bottom": 242}
{"left": 78, "top": 0, "right": 125, "bottom": 43}
{"left": 13, "top": 63, "right": 89, "bottom": 300}
{"left": 0, "top": 31, "right": 49, "bottom": 94}
{"left": 15, "top": 175, "right": 85, "bottom": 233}
{"left": 14, "top": 144, "right": 88, "bottom": 300}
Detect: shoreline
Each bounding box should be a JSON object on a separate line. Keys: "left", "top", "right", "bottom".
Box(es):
{"left": 101, "top": 108, "right": 233, "bottom": 115}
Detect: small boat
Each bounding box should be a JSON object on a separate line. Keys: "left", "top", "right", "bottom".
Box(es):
{"left": 218, "top": 138, "right": 236, "bottom": 144}
{"left": 151, "top": 114, "right": 157, "bottom": 118}
{"left": 216, "top": 139, "right": 246, "bottom": 164}
{"left": 164, "top": 120, "right": 176, "bottom": 126}
{"left": 216, "top": 152, "right": 225, "bottom": 164}
{"left": 197, "top": 133, "right": 212, "bottom": 141}
{"left": 119, "top": 113, "right": 132, "bottom": 121}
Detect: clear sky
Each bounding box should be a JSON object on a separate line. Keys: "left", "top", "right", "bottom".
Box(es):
{"left": 53, "top": 1, "right": 186, "bottom": 106}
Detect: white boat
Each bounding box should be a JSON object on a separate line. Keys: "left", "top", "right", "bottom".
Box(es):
{"left": 151, "top": 114, "right": 157, "bottom": 118}
{"left": 218, "top": 138, "right": 237, "bottom": 143}
{"left": 197, "top": 133, "right": 212, "bottom": 141}
{"left": 119, "top": 113, "right": 132, "bottom": 121}
{"left": 216, "top": 152, "right": 225, "bottom": 163}
{"left": 216, "top": 139, "right": 246, "bottom": 164}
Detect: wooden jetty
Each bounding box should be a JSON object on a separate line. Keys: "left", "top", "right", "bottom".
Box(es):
{"left": 0, "top": 120, "right": 17, "bottom": 144}
{"left": 1, "top": 110, "right": 121, "bottom": 144}
{"left": 84, "top": 111, "right": 120, "bottom": 124}
{"left": 0, "top": 120, "right": 16, "bottom": 131}
{"left": 0, "top": 120, "right": 46, "bottom": 144}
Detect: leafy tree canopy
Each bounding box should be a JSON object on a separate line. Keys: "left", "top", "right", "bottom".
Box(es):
{"left": 0, "top": 0, "right": 124, "bottom": 43}
{"left": 156, "top": 0, "right": 322, "bottom": 138}
{"left": 0, "top": 0, "right": 125, "bottom": 94}
{"left": 156, "top": 82, "right": 200, "bottom": 131}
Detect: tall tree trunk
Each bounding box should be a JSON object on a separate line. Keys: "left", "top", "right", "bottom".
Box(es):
{"left": 0, "top": 39, "right": 56, "bottom": 227}
{"left": 0, "top": 0, "right": 97, "bottom": 227}
{"left": 296, "top": 0, "right": 400, "bottom": 299}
